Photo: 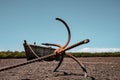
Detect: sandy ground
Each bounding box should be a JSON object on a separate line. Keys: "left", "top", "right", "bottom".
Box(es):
{"left": 0, "top": 57, "right": 120, "bottom": 80}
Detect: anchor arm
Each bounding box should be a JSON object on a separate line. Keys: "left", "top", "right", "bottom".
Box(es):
{"left": 65, "top": 39, "right": 90, "bottom": 51}
{"left": 56, "top": 18, "right": 71, "bottom": 48}
{"left": 42, "top": 18, "right": 71, "bottom": 49}
{"left": 41, "top": 43, "right": 61, "bottom": 47}
{"left": 66, "top": 53, "right": 87, "bottom": 77}
{"left": 53, "top": 54, "right": 64, "bottom": 72}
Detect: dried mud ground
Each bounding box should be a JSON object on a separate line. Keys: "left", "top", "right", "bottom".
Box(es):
{"left": 0, "top": 57, "right": 120, "bottom": 80}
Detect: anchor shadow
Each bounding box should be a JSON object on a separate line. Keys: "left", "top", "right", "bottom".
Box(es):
{"left": 54, "top": 71, "right": 95, "bottom": 80}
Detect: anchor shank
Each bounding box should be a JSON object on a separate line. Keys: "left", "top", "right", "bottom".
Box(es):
{"left": 0, "top": 53, "right": 55, "bottom": 72}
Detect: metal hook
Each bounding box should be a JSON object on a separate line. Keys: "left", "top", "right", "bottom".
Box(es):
{"left": 0, "top": 18, "right": 90, "bottom": 78}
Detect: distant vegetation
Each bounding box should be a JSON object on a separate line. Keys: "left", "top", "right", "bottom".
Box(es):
{"left": 68, "top": 52, "right": 120, "bottom": 57}
{"left": 0, "top": 51, "right": 26, "bottom": 58}
{"left": 0, "top": 51, "right": 120, "bottom": 58}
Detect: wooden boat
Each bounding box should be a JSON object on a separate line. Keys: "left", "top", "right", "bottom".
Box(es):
{"left": 23, "top": 40, "right": 60, "bottom": 61}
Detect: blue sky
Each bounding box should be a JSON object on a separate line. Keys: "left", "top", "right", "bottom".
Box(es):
{"left": 0, "top": 0, "right": 120, "bottom": 52}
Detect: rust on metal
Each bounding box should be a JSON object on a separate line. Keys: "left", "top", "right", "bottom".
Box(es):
{"left": 0, "top": 18, "right": 90, "bottom": 78}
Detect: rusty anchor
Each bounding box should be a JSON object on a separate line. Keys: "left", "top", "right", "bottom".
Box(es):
{"left": 0, "top": 18, "right": 90, "bottom": 78}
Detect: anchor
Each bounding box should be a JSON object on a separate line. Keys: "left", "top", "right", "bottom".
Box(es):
{"left": 0, "top": 18, "right": 90, "bottom": 78}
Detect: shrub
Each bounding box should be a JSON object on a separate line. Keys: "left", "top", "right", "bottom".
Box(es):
{"left": 0, "top": 51, "right": 26, "bottom": 58}
{"left": 67, "top": 52, "right": 120, "bottom": 57}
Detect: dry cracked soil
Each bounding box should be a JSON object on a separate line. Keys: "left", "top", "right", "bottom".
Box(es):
{"left": 0, "top": 57, "right": 120, "bottom": 80}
